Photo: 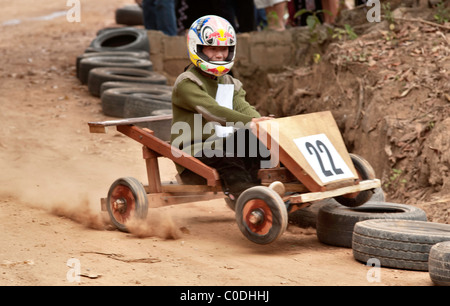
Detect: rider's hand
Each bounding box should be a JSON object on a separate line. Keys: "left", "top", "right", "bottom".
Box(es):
{"left": 252, "top": 115, "right": 275, "bottom": 123}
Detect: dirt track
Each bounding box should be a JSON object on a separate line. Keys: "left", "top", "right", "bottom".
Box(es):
{"left": 0, "top": 0, "right": 434, "bottom": 287}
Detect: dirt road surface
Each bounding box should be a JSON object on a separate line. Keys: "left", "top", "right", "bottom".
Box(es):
{"left": 0, "top": 0, "right": 433, "bottom": 287}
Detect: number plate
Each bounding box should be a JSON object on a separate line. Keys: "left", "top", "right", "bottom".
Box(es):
{"left": 293, "top": 134, "right": 354, "bottom": 184}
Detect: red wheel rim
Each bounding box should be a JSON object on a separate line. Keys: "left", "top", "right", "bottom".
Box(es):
{"left": 109, "top": 184, "right": 136, "bottom": 224}
{"left": 242, "top": 199, "right": 273, "bottom": 235}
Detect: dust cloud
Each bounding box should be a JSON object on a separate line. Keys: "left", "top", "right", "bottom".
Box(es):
{"left": 126, "top": 212, "right": 182, "bottom": 240}
{"left": 0, "top": 136, "right": 181, "bottom": 239}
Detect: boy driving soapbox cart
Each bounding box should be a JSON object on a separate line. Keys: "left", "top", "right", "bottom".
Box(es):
{"left": 88, "top": 111, "right": 380, "bottom": 245}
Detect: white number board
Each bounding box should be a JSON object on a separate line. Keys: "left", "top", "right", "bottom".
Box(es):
{"left": 293, "top": 134, "right": 354, "bottom": 184}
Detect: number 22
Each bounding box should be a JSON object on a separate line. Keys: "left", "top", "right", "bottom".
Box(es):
{"left": 305, "top": 141, "right": 344, "bottom": 177}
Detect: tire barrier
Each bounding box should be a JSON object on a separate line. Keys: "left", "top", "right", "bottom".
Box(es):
{"left": 88, "top": 27, "right": 149, "bottom": 53}
{"left": 79, "top": 56, "right": 153, "bottom": 85}
{"left": 75, "top": 51, "right": 149, "bottom": 80}
{"left": 353, "top": 219, "right": 450, "bottom": 271}
{"left": 101, "top": 86, "right": 171, "bottom": 118}
{"left": 316, "top": 202, "right": 427, "bottom": 248}
{"left": 428, "top": 241, "right": 450, "bottom": 286}
{"left": 88, "top": 67, "right": 167, "bottom": 97}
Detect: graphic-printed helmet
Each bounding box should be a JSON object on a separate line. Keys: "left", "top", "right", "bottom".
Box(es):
{"left": 187, "top": 15, "right": 236, "bottom": 77}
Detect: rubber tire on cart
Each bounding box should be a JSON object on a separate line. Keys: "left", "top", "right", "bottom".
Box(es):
{"left": 316, "top": 201, "right": 427, "bottom": 248}
{"left": 235, "top": 186, "right": 288, "bottom": 244}
{"left": 289, "top": 185, "right": 386, "bottom": 229}
{"left": 106, "top": 177, "right": 148, "bottom": 232}
{"left": 88, "top": 67, "right": 167, "bottom": 97}
{"left": 334, "top": 153, "right": 376, "bottom": 207}
{"left": 115, "top": 4, "right": 143, "bottom": 26}
{"left": 101, "top": 87, "right": 171, "bottom": 118}
{"left": 429, "top": 241, "right": 450, "bottom": 286}
{"left": 88, "top": 27, "right": 149, "bottom": 53}
{"left": 75, "top": 51, "right": 149, "bottom": 80}
{"left": 79, "top": 56, "right": 153, "bottom": 85}
{"left": 352, "top": 219, "right": 450, "bottom": 271}
{"left": 99, "top": 81, "right": 172, "bottom": 98}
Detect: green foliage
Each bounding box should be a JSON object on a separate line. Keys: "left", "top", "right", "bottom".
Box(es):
{"left": 382, "top": 2, "right": 394, "bottom": 25}
{"left": 294, "top": 9, "right": 332, "bottom": 43}
{"left": 294, "top": 9, "right": 358, "bottom": 43}
{"left": 384, "top": 168, "right": 407, "bottom": 190}
{"left": 332, "top": 24, "right": 358, "bottom": 41}
{"left": 434, "top": 1, "right": 449, "bottom": 24}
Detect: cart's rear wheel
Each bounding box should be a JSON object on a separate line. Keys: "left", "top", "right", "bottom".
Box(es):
{"left": 235, "top": 186, "right": 288, "bottom": 244}
{"left": 107, "top": 177, "right": 148, "bottom": 232}
{"left": 334, "top": 154, "right": 376, "bottom": 207}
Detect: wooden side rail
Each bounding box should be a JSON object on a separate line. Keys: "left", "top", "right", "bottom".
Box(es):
{"left": 88, "top": 117, "right": 221, "bottom": 187}
{"left": 116, "top": 125, "right": 220, "bottom": 186}
{"left": 88, "top": 115, "right": 172, "bottom": 134}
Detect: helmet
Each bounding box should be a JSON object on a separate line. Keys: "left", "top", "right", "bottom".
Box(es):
{"left": 187, "top": 15, "right": 236, "bottom": 77}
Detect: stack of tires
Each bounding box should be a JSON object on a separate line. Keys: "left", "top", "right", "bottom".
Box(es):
{"left": 76, "top": 23, "right": 172, "bottom": 141}
{"left": 288, "top": 154, "right": 450, "bottom": 285}
{"left": 312, "top": 197, "right": 450, "bottom": 285}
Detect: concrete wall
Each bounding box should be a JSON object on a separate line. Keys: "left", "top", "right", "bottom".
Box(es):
{"left": 147, "top": 27, "right": 316, "bottom": 85}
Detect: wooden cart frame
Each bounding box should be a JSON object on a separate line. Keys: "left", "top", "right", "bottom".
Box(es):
{"left": 88, "top": 111, "right": 381, "bottom": 244}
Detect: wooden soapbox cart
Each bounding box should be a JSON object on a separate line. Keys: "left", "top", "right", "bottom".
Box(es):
{"left": 88, "top": 111, "right": 380, "bottom": 244}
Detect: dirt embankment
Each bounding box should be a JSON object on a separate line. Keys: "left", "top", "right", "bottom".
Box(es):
{"left": 244, "top": 4, "right": 450, "bottom": 225}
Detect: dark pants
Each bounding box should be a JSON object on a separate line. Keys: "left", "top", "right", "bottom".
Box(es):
{"left": 175, "top": 0, "right": 256, "bottom": 34}
{"left": 142, "top": 0, "right": 177, "bottom": 36}
{"left": 181, "top": 129, "right": 270, "bottom": 199}
{"left": 226, "top": 0, "right": 257, "bottom": 33}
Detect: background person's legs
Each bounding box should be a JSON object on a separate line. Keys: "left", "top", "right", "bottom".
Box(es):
{"left": 265, "top": 0, "right": 287, "bottom": 31}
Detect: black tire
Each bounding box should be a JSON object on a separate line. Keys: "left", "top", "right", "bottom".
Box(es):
{"left": 123, "top": 93, "right": 172, "bottom": 118}
{"left": 79, "top": 56, "right": 153, "bottom": 85}
{"left": 353, "top": 219, "right": 450, "bottom": 271}
{"left": 316, "top": 202, "right": 427, "bottom": 247}
{"left": 75, "top": 51, "right": 149, "bottom": 80}
{"left": 289, "top": 186, "right": 386, "bottom": 229}
{"left": 135, "top": 108, "right": 173, "bottom": 141}
{"left": 334, "top": 153, "right": 377, "bottom": 207}
{"left": 151, "top": 109, "right": 172, "bottom": 116}
{"left": 235, "top": 186, "right": 288, "bottom": 244}
{"left": 99, "top": 81, "right": 172, "bottom": 97}
{"left": 89, "top": 27, "right": 149, "bottom": 53}
{"left": 429, "top": 241, "right": 450, "bottom": 286}
{"left": 88, "top": 67, "right": 167, "bottom": 97}
{"left": 106, "top": 177, "right": 148, "bottom": 232}
{"left": 115, "top": 5, "right": 143, "bottom": 26}
{"left": 101, "top": 87, "right": 171, "bottom": 118}
{"left": 124, "top": 89, "right": 172, "bottom": 103}
{"left": 95, "top": 27, "right": 122, "bottom": 37}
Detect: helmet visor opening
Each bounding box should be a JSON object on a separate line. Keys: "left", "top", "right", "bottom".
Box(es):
{"left": 196, "top": 45, "right": 235, "bottom": 63}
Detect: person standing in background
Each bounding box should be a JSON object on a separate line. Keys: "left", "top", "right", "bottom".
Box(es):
{"left": 140, "top": 0, "right": 178, "bottom": 36}
{"left": 176, "top": 0, "right": 256, "bottom": 35}
{"left": 321, "top": 0, "right": 339, "bottom": 24}
{"left": 288, "top": 0, "right": 339, "bottom": 26}
{"left": 254, "top": 0, "right": 289, "bottom": 31}
{"left": 227, "top": 0, "right": 257, "bottom": 33}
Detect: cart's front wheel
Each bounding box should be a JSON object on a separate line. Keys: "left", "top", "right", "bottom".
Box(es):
{"left": 107, "top": 177, "right": 148, "bottom": 232}
{"left": 235, "top": 186, "right": 288, "bottom": 244}
{"left": 334, "top": 154, "right": 376, "bottom": 207}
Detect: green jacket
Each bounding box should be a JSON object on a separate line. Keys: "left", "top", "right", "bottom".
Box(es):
{"left": 170, "top": 66, "right": 261, "bottom": 171}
